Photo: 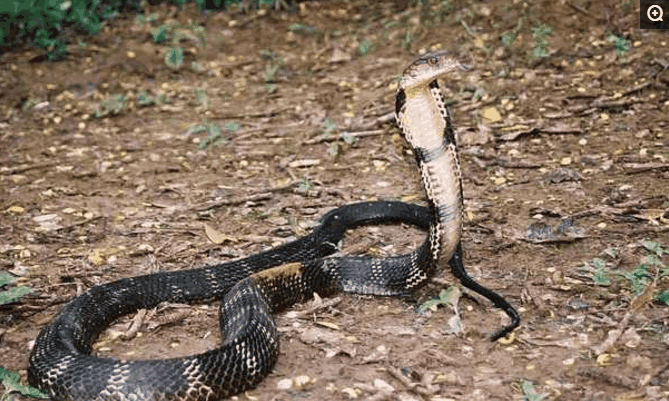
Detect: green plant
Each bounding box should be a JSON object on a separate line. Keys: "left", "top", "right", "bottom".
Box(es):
{"left": 0, "top": 367, "right": 47, "bottom": 400}
{"left": 358, "top": 39, "right": 374, "bottom": 56}
{"left": 297, "top": 178, "right": 314, "bottom": 195}
{"left": 530, "top": 22, "right": 552, "bottom": 61}
{"left": 607, "top": 33, "right": 630, "bottom": 63}
{"left": 165, "top": 46, "right": 184, "bottom": 70}
{"left": 287, "top": 23, "right": 317, "bottom": 35}
{"left": 0, "top": 0, "right": 141, "bottom": 60}
{"left": 340, "top": 131, "right": 357, "bottom": 145}
{"left": 0, "top": 272, "right": 31, "bottom": 306}
{"left": 501, "top": 17, "right": 525, "bottom": 47}
{"left": 260, "top": 50, "right": 283, "bottom": 83}
{"left": 580, "top": 241, "right": 669, "bottom": 303}
{"left": 400, "top": 31, "right": 413, "bottom": 49}
{"left": 188, "top": 121, "right": 238, "bottom": 149}
{"left": 323, "top": 118, "right": 337, "bottom": 138}
{"left": 519, "top": 379, "right": 546, "bottom": 401}
{"left": 194, "top": 89, "right": 209, "bottom": 109}
{"left": 136, "top": 90, "right": 165, "bottom": 107}
{"left": 418, "top": 0, "right": 454, "bottom": 25}
{"left": 95, "top": 94, "right": 127, "bottom": 118}
{"left": 581, "top": 257, "right": 612, "bottom": 286}
{"left": 418, "top": 286, "right": 460, "bottom": 313}
{"left": 150, "top": 25, "right": 169, "bottom": 43}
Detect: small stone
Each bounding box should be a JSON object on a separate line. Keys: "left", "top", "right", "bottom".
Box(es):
{"left": 621, "top": 328, "right": 641, "bottom": 348}
{"left": 88, "top": 249, "right": 105, "bottom": 266}
{"left": 626, "top": 354, "right": 652, "bottom": 370}
{"left": 596, "top": 353, "right": 612, "bottom": 366}
{"left": 288, "top": 159, "right": 320, "bottom": 168}
{"left": 293, "top": 375, "right": 312, "bottom": 388}
{"left": 482, "top": 107, "right": 502, "bottom": 123}
{"left": 138, "top": 244, "right": 154, "bottom": 253}
{"left": 277, "top": 378, "right": 292, "bottom": 390}
{"left": 341, "top": 387, "right": 359, "bottom": 399}
{"left": 6, "top": 206, "right": 25, "bottom": 214}
{"left": 373, "top": 379, "right": 394, "bottom": 392}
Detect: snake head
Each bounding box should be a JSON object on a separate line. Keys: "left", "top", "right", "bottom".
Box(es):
{"left": 399, "top": 50, "right": 471, "bottom": 92}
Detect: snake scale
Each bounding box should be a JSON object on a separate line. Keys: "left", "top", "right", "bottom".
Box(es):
{"left": 29, "top": 51, "right": 520, "bottom": 401}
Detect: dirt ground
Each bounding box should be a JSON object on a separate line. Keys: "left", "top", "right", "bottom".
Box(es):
{"left": 2, "top": 0, "right": 669, "bottom": 400}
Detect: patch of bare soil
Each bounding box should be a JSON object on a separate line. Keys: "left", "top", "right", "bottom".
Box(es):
{"left": 1, "top": 0, "right": 669, "bottom": 400}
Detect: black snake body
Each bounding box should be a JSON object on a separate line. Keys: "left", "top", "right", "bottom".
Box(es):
{"left": 29, "top": 52, "right": 520, "bottom": 400}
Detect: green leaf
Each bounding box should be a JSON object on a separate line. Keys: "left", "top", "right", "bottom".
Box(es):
{"left": 165, "top": 47, "right": 184, "bottom": 70}
{"left": 418, "top": 286, "right": 461, "bottom": 313}
{"left": 323, "top": 118, "right": 337, "bottom": 137}
{"left": 341, "top": 132, "right": 357, "bottom": 145}
{"left": 0, "top": 272, "right": 16, "bottom": 287}
{"left": 603, "top": 247, "right": 618, "bottom": 258}
{"left": 224, "top": 121, "right": 240, "bottom": 132}
{"left": 590, "top": 257, "right": 606, "bottom": 270}
{"left": 643, "top": 240, "right": 667, "bottom": 257}
{"left": 592, "top": 267, "right": 611, "bottom": 286}
{"left": 656, "top": 290, "right": 669, "bottom": 306}
{"left": 520, "top": 379, "right": 546, "bottom": 401}
{"left": 150, "top": 26, "right": 168, "bottom": 43}
{"left": 358, "top": 39, "right": 374, "bottom": 56}
{"left": 0, "top": 286, "right": 31, "bottom": 305}
{"left": 0, "top": 367, "right": 48, "bottom": 398}
{"left": 287, "top": 23, "right": 316, "bottom": 34}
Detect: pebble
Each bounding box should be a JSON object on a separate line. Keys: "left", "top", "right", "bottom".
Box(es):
{"left": 341, "top": 387, "right": 359, "bottom": 399}
{"left": 277, "top": 378, "right": 292, "bottom": 390}
{"left": 373, "top": 379, "right": 394, "bottom": 392}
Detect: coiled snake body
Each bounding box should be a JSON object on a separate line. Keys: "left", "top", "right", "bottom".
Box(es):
{"left": 29, "top": 52, "right": 519, "bottom": 400}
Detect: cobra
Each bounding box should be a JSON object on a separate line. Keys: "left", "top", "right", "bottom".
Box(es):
{"left": 28, "top": 51, "right": 519, "bottom": 400}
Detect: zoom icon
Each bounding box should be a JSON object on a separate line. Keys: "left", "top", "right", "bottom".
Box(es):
{"left": 648, "top": 4, "right": 663, "bottom": 21}
{"left": 641, "top": 0, "right": 669, "bottom": 29}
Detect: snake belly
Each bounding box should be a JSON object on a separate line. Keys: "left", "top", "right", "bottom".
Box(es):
{"left": 28, "top": 52, "right": 519, "bottom": 401}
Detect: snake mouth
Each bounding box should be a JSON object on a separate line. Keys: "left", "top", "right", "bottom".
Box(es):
{"left": 400, "top": 50, "right": 471, "bottom": 91}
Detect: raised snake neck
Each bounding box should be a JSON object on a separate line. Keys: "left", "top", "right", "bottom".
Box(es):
{"left": 28, "top": 52, "right": 519, "bottom": 401}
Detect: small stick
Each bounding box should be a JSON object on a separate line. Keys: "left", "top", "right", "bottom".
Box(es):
{"left": 0, "top": 163, "right": 56, "bottom": 175}
{"left": 305, "top": 129, "right": 385, "bottom": 145}
{"left": 192, "top": 192, "right": 272, "bottom": 212}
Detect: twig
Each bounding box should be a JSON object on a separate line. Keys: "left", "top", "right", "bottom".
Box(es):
{"left": 55, "top": 216, "right": 104, "bottom": 232}
{"left": 591, "top": 277, "right": 655, "bottom": 355}
{"left": 567, "top": 98, "right": 640, "bottom": 114}
{"left": 623, "top": 162, "right": 669, "bottom": 174}
{"left": 305, "top": 129, "right": 385, "bottom": 145}
{"left": 210, "top": 107, "right": 292, "bottom": 120}
{"left": 566, "top": 2, "right": 602, "bottom": 20}
{"left": 192, "top": 192, "right": 273, "bottom": 212}
{"left": 0, "top": 163, "right": 56, "bottom": 175}
{"left": 498, "top": 125, "right": 583, "bottom": 141}
{"left": 384, "top": 364, "right": 436, "bottom": 396}
{"left": 621, "top": 81, "right": 652, "bottom": 97}
{"left": 294, "top": 296, "right": 342, "bottom": 317}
